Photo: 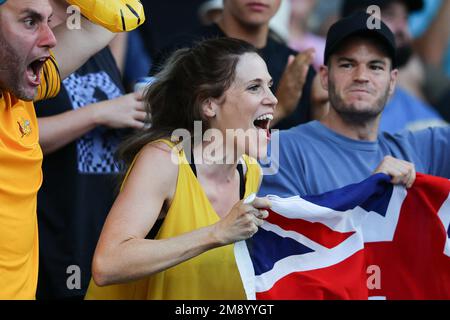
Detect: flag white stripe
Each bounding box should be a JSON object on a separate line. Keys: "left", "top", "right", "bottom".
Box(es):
{"left": 234, "top": 241, "right": 256, "bottom": 300}
{"left": 362, "top": 185, "right": 406, "bottom": 242}
{"left": 437, "top": 193, "right": 450, "bottom": 257}
{"left": 268, "top": 196, "right": 374, "bottom": 233}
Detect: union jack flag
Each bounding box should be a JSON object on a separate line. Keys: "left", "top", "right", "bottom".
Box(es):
{"left": 235, "top": 173, "right": 450, "bottom": 300}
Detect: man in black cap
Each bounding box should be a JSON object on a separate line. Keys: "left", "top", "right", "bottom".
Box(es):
{"left": 340, "top": 0, "right": 446, "bottom": 133}
{"left": 259, "top": 12, "right": 449, "bottom": 198}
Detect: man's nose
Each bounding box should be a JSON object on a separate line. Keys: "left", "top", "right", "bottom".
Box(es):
{"left": 353, "top": 65, "right": 369, "bottom": 82}
{"left": 38, "top": 23, "right": 57, "bottom": 49}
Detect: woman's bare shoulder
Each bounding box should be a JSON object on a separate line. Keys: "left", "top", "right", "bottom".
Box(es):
{"left": 126, "top": 141, "right": 180, "bottom": 193}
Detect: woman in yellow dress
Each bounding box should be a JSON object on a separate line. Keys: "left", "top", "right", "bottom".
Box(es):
{"left": 85, "top": 37, "right": 277, "bottom": 299}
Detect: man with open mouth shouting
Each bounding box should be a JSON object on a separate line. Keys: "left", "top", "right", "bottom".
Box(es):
{"left": 0, "top": 0, "right": 144, "bottom": 299}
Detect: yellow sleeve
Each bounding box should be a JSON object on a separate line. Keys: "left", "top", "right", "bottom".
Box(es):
{"left": 35, "top": 51, "right": 61, "bottom": 102}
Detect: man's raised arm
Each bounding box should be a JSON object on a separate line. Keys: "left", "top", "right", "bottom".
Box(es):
{"left": 51, "top": 0, "right": 145, "bottom": 79}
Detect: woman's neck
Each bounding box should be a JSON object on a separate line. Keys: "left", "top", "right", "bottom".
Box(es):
{"left": 192, "top": 142, "right": 241, "bottom": 183}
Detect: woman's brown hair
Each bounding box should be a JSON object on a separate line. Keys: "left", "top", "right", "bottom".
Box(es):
{"left": 117, "top": 37, "right": 259, "bottom": 170}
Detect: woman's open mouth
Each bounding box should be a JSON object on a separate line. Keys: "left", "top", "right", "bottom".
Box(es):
{"left": 253, "top": 113, "right": 273, "bottom": 140}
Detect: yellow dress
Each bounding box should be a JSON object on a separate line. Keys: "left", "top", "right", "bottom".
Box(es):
{"left": 85, "top": 139, "right": 261, "bottom": 299}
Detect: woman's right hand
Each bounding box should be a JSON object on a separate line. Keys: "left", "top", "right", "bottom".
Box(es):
{"left": 213, "top": 196, "right": 271, "bottom": 245}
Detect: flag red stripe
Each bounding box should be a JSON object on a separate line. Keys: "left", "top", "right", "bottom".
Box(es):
{"left": 266, "top": 209, "right": 355, "bottom": 249}
{"left": 256, "top": 250, "right": 368, "bottom": 300}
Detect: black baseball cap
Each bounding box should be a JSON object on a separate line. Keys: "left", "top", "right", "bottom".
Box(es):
{"left": 341, "top": 0, "right": 424, "bottom": 17}
{"left": 324, "top": 11, "right": 397, "bottom": 67}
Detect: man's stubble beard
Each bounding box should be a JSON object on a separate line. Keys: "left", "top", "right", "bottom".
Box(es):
{"left": 0, "top": 30, "right": 35, "bottom": 101}
{"left": 328, "top": 79, "right": 391, "bottom": 126}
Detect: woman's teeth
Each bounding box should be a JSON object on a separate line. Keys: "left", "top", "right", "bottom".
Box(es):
{"left": 255, "top": 114, "right": 274, "bottom": 121}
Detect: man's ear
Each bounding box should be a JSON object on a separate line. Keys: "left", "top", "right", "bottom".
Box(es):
{"left": 319, "top": 65, "right": 329, "bottom": 92}
{"left": 389, "top": 68, "right": 398, "bottom": 97}
{"left": 202, "top": 98, "right": 216, "bottom": 119}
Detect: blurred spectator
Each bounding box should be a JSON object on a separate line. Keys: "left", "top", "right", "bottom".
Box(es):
{"left": 268, "top": 0, "right": 291, "bottom": 42}
{"left": 151, "top": 0, "right": 318, "bottom": 129}
{"left": 288, "top": 0, "right": 326, "bottom": 70}
{"left": 138, "top": 0, "right": 205, "bottom": 58}
{"left": 199, "top": 0, "right": 291, "bottom": 41}
{"left": 409, "top": 0, "right": 450, "bottom": 121}
{"left": 341, "top": 0, "right": 447, "bottom": 133}
{"left": 123, "top": 31, "right": 153, "bottom": 92}
{"left": 199, "top": 0, "right": 224, "bottom": 25}
{"left": 410, "top": 0, "right": 450, "bottom": 77}
{"left": 109, "top": 31, "right": 152, "bottom": 93}
{"left": 35, "top": 0, "right": 146, "bottom": 300}
{"left": 433, "top": 85, "right": 450, "bottom": 122}
{"left": 314, "top": 0, "right": 342, "bottom": 38}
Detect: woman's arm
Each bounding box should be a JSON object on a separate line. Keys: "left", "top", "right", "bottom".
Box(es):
{"left": 92, "top": 142, "right": 271, "bottom": 286}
